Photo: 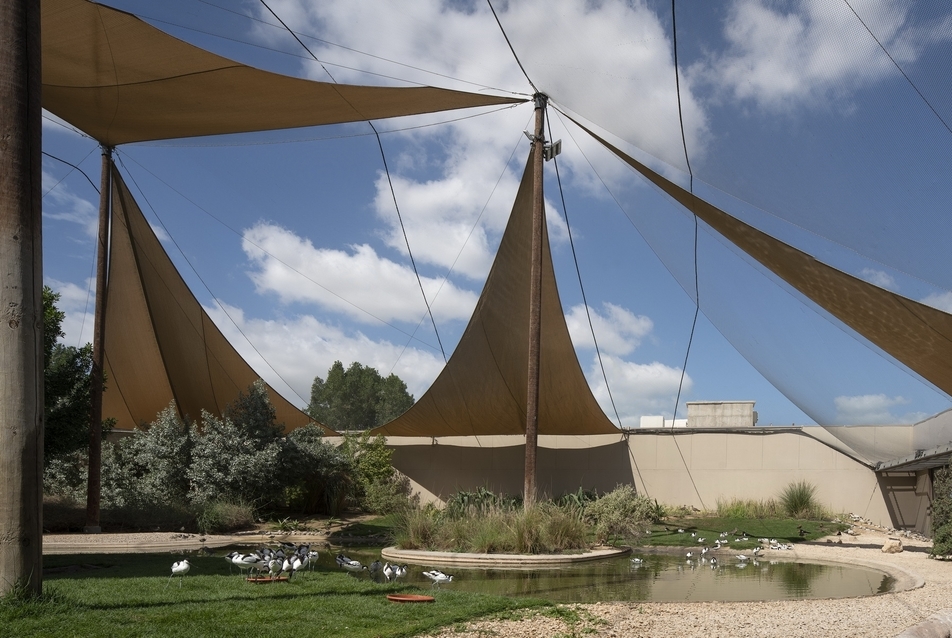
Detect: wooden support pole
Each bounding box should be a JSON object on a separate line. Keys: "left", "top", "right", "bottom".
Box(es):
{"left": 524, "top": 94, "right": 546, "bottom": 507}
{"left": 85, "top": 149, "right": 111, "bottom": 533}
{"left": 0, "top": 0, "right": 43, "bottom": 596}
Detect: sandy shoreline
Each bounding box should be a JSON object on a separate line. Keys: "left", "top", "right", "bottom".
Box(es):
{"left": 43, "top": 524, "right": 949, "bottom": 637}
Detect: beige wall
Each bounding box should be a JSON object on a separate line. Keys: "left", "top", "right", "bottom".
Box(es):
{"left": 385, "top": 429, "right": 923, "bottom": 532}
{"left": 628, "top": 430, "right": 893, "bottom": 526}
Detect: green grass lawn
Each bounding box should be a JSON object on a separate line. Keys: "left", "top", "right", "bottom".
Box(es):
{"left": 642, "top": 518, "right": 847, "bottom": 549}
{"left": 3, "top": 553, "right": 546, "bottom": 638}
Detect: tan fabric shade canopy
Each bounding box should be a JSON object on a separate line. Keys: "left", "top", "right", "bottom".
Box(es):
{"left": 104, "top": 164, "right": 331, "bottom": 434}
{"left": 579, "top": 121, "right": 952, "bottom": 399}
{"left": 373, "top": 149, "right": 620, "bottom": 437}
{"left": 41, "top": 0, "right": 525, "bottom": 146}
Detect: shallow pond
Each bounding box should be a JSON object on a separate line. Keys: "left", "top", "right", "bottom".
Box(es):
{"left": 227, "top": 544, "right": 895, "bottom": 603}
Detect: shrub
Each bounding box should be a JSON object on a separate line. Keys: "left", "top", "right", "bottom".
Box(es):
{"left": 931, "top": 465, "right": 952, "bottom": 557}
{"left": 338, "top": 431, "right": 419, "bottom": 514}
{"left": 44, "top": 451, "right": 88, "bottom": 502}
{"left": 584, "top": 484, "right": 658, "bottom": 544}
{"left": 197, "top": 500, "right": 256, "bottom": 534}
{"left": 779, "top": 481, "right": 826, "bottom": 519}
{"left": 188, "top": 381, "right": 288, "bottom": 506}
{"left": 285, "top": 424, "right": 353, "bottom": 515}
{"left": 120, "top": 404, "right": 192, "bottom": 506}
{"left": 362, "top": 470, "right": 417, "bottom": 515}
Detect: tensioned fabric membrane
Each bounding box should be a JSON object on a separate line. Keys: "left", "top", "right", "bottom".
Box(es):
{"left": 41, "top": 0, "right": 524, "bottom": 146}
{"left": 40, "top": 0, "right": 952, "bottom": 445}
{"left": 578, "top": 122, "right": 952, "bottom": 401}
{"left": 372, "top": 149, "right": 619, "bottom": 437}
{"left": 38, "top": 0, "right": 522, "bottom": 434}
{"left": 105, "top": 165, "right": 333, "bottom": 434}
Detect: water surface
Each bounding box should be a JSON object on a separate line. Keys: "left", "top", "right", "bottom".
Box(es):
{"left": 243, "top": 545, "right": 894, "bottom": 603}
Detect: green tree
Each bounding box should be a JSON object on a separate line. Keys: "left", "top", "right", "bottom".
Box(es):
{"left": 43, "top": 286, "right": 93, "bottom": 457}
{"left": 932, "top": 464, "right": 952, "bottom": 556}
{"left": 307, "top": 361, "right": 414, "bottom": 430}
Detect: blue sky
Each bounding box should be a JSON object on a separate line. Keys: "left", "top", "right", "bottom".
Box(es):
{"left": 40, "top": 0, "right": 952, "bottom": 427}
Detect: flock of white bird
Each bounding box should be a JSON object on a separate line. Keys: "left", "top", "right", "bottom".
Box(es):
{"left": 631, "top": 530, "right": 797, "bottom": 571}
{"left": 166, "top": 543, "right": 455, "bottom": 588}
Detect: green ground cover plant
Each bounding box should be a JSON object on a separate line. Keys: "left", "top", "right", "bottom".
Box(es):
{"left": 2, "top": 553, "right": 545, "bottom": 638}
{"left": 641, "top": 517, "right": 845, "bottom": 549}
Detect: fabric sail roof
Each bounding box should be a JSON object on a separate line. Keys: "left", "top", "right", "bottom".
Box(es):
{"left": 41, "top": 0, "right": 525, "bottom": 146}
{"left": 373, "top": 149, "right": 620, "bottom": 438}
{"left": 104, "top": 163, "right": 331, "bottom": 434}
{"left": 578, "top": 122, "right": 952, "bottom": 398}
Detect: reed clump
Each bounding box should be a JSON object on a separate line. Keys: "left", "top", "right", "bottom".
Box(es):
{"left": 394, "top": 485, "right": 659, "bottom": 553}
{"left": 395, "top": 500, "right": 590, "bottom": 554}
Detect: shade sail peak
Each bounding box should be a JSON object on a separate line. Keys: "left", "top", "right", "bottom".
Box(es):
{"left": 373, "top": 149, "right": 620, "bottom": 437}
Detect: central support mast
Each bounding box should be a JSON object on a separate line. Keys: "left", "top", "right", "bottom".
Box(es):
{"left": 85, "top": 146, "right": 112, "bottom": 533}
{"left": 524, "top": 93, "right": 547, "bottom": 506}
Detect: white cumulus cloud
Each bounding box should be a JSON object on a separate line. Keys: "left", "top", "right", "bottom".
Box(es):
{"left": 832, "top": 393, "right": 927, "bottom": 424}
{"left": 205, "top": 302, "right": 445, "bottom": 407}
{"left": 860, "top": 268, "right": 897, "bottom": 290}
{"left": 565, "top": 302, "right": 653, "bottom": 356}
{"left": 242, "top": 222, "right": 479, "bottom": 325}
{"left": 587, "top": 355, "right": 689, "bottom": 428}
{"left": 922, "top": 291, "right": 952, "bottom": 314}
{"left": 693, "top": 0, "right": 952, "bottom": 111}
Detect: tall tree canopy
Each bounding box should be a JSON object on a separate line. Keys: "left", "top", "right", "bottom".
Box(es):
{"left": 43, "top": 286, "right": 94, "bottom": 457}
{"left": 308, "top": 361, "right": 414, "bottom": 431}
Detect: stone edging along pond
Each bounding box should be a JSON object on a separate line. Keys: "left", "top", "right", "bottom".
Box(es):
{"left": 380, "top": 546, "right": 630, "bottom": 568}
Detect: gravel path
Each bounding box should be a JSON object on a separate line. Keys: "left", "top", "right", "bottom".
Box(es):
{"left": 43, "top": 523, "right": 950, "bottom": 637}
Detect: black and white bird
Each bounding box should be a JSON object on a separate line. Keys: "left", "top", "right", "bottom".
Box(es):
{"left": 392, "top": 564, "right": 408, "bottom": 579}
{"left": 225, "top": 551, "right": 239, "bottom": 575}
{"left": 382, "top": 562, "right": 395, "bottom": 582}
{"left": 422, "top": 569, "right": 453, "bottom": 587}
{"left": 268, "top": 558, "right": 284, "bottom": 580}
{"left": 233, "top": 553, "right": 265, "bottom": 578}
{"left": 167, "top": 559, "right": 190, "bottom": 587}
{"left": 336, "top": 554, "right": 366, "bottom": 572}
